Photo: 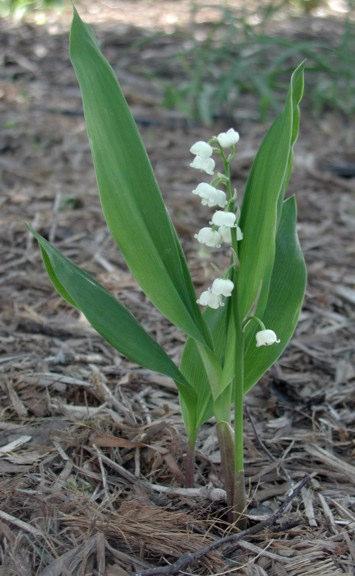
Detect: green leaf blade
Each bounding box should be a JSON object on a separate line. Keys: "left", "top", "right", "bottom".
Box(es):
{"left": 30, "top": 228, "right": 191, "bottom": 392}
{"left": 179, "top": 303, "right": 231, "bottom": 438}
{"left": 69, "top": 10, "right": 210, "bottom": 346}
{"left": 237, "top": 63, "right": 305, "bottom": 320}
{"left": 243, "top": 195, "right": 307, "bottom": 391}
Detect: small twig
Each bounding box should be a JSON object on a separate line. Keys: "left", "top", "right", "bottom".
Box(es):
{"left": 134, "top": 475, "right": 311, "bottom": 576}
{"left": 236, "top": 540, "right": 291, "bottom": 563}
{"left": 90, "top": 364, "right": 134, "bottom": 421}
{"left": 0, "top": 509, "right": 43, "bottom": 537}
{"left": 93, "top": 444, "right": 110, "bottom": 502}
{"left": 245, "top": 405, "right": 275, "bottom": 462}
{"left": 149, "top": 483, "right": 226, "bottom": 502}
{"left": 88, "top": 446, "right": 138, "bottom": 485}
{"left": 91, "top": 447, "right": 226, "bottom": 502}
{"left": 318, "top": 493, "right": 338, "bottom": 534}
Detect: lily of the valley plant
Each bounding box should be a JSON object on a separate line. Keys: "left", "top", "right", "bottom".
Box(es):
{"left": 30, "top": 10, "right": 307, "bottom": 519}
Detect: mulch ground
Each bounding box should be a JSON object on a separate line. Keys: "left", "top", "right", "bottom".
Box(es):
{"left": 0, "top": 1, "right": 354, "bottom": 575}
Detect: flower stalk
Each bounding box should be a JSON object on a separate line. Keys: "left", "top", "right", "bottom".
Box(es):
{"left": 216, "top": 421, "right": 236, "bottom": 515}
{"left": 233, "top": 301, "right": 247, "bottom": 518}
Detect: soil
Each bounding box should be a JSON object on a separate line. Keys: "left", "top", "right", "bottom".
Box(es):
{"left": 0, "top": 1, "right": 354, "bottom": 575}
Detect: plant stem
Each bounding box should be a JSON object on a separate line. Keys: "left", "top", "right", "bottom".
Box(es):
{"left": 216, "top": 145, "right": 246, "bottom": 520}
{"left": 184, "top": 438, "right": 196, "bottom": 488}
{"left": 216, "top": 421, "right": 235, "bottom": 516}
{"left": 233, "top": 317, "right": 247, "bottom": 518}
{"left": 220, "top": 148, "right": 239, "bottom": 265}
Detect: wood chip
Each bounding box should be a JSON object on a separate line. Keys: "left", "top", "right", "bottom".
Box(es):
{"left": 0, "top": 509, "right": 43, "bottom": 537}
{"left": 301, "top": 487, "right": 317, "bottom": 527}
{"left": 0, "top": 435, "right": 32, "bottom": 454}
{"left": 304, "top": 445, "right": 355, "bottom": 483}
{"left": 90, "top": 433, "right": 143, "bottom": 449}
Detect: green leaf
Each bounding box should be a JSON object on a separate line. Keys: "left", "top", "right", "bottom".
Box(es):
{"left": 69, "top": 10, "right": 210, "bottom": 347}
{"left": 179, "top": 302, "right": 231, "bottom": 439}
{"left": 278, "top": 61, "right": 305, "bottom": 218}
{"left": 30, "top": 228, "right": 194, "bottom": 398}
{"left": 179, "top": 338, "right": 210, "bottom": 440}
{"left": 237, "top": 63, "right": 304, "bottom": 320}
{"left": 243, "top": 195, "right": 307, "bottom": 391}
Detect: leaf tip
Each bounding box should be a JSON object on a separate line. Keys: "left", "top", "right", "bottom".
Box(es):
{"left": 26, "top": 222, "right": 36, "bottom": 237}
{"left": 71, "top": 3, "right": 80, "bottom": 21}
{"left": 69, "top": 4, "right": 84, "bottom": 54}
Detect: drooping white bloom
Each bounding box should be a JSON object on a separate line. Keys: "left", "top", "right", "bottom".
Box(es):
{"left": 192, "top": 183, "right": 227, "bottom": 208}
{"left": 190, "top": 140, "right": 213, "bottom": 158}
{"left": 211, "top": 211, "right": 236, "bottom": 228}
{"left": 194, "top": 227, "right": 222, "bottom": 248}
{"left": 219, "top": 225, "right": 243, "bottom": 243}
{"left": 218, "top": 225, "right": 231, "bottom": 244}
{"left": 236, "top": 226, "right": 243, "bottom": 241}
{"left": 197, "top": 289, "right": 224, "bottom": 309}
{"left": 216, "top": 128, "right": 240, "bottom": 148}
{"left": 255, "top": 329, "right": 280, "bottom": 348}
{"left": 190, "top": 155, "right": 215, "bottom": 175}
{"left": 211, "top": 278, "right": 234, "bottom": 297}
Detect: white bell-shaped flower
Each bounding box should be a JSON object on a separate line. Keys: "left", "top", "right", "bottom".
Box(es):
{"left": 211, "top": 278, "right": 234, "bottom": 297}
{"left": 197, "top": 289, "right": 224, "bottom": 309}
{"left": 219, "top": 225, "right": 243, "bottom": 243}
{"left": 194, "top": 227, "right": 222, "bottom": 248}
{"left": 211, "top": 211, "right": 236, "bottom": 228}
{"left": 192, "top": 183, "right": 227, "bottom": 208}
{"left": 190, "top": 155, "right": 215, "bottom": 176}
{"left": 216, "top": 128, "right": 240, "bottom": 148}
{"left": 255, "top": 329, "right": 280, "bottom": 348}
{"left": 218, "top": 225, "right": 231, "bottom": 244}
{"left": 190, "top": 140, "right": 213, "bottom": 158}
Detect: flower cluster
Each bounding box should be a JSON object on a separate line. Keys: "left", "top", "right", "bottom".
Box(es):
{"left": 190, "top": 131, "right": 243, "bottom": 251}
{"left": 197, "top": 278, "right": 234, "bottom": 309}
{"left": 190, "top": 129, "right": 241, "bottom": 309}
{"left": 190, "top": 141, "right": 215, "bottom": 175}
{"left": 189, "top": 130, "right": 280, "bottom": 348}
{"left": 189, "top": 129, "right": 240, "bottom": 177}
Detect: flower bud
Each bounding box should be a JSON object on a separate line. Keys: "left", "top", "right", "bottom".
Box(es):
{"left": 211, "top": 211, "right": 236, "bottom": 228}
{"left": 190, "top": 141, "right": 213, "bottom": 158}
{"left": 211, "top": 278, "right": 234, "bottom": 297}
{"left": 194, "top": 227, "right": 222, "bottom": 248}
{"left": 216, "top": 128, "right": 240, "bottom": 148}
{"left": 190, "top": 155, "right": 215, "bottom": 176}
{"left": 255, "top": 329, "right": 280, "bottom": 347}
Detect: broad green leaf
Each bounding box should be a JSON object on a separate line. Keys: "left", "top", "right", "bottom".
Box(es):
{"left": 179, "top": 338, "right": 210, "bottom": 440}
{"left": 237, "top": 63, "right": 304, "bottom": 320}
{"left": 179, "top": 302, "right": 231, "bottom": 439}
{"left": 30, "top": 228, "right": 195, "bottom": 400}
{"left": 69, "top": 10, "right": 210, "bottom": 347}
{"left": 257, "top": 64, "right": 304, "bottom": 319}
{"left": 243, "top": 196, "right": 307, "bottom": 391}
